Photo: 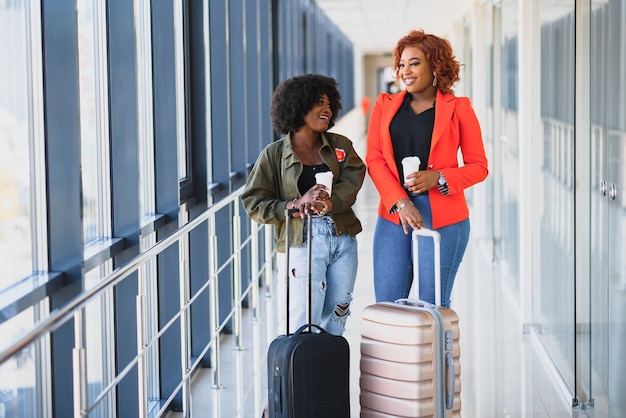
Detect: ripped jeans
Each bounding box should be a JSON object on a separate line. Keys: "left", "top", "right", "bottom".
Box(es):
{"left": 276, "top": 216, "right": 358, "bottom": 336}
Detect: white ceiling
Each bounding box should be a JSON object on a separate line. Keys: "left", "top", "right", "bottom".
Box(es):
{"left": 315, "top": 0, "right": 463, "bottom": 55}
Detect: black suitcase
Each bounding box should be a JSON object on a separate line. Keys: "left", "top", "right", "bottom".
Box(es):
{"left": 266, "top": 210, "right": 351, "bottom": 418}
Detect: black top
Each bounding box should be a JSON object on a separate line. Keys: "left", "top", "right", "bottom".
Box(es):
{"left": 390, "top": 93, "right": 435, "bottom": 182}
{"left": 298, "top": 163, "right": 330, "bottom": 195}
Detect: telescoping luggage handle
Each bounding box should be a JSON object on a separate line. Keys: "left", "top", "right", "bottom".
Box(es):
{"left": 284, "top": 209, "right": 313, "bottom": 335}
{"left": 410, "top": 228, "right": 456, "bottom": 411}
{"left": 411, "top": 228, "right": 442, "bottom": 307}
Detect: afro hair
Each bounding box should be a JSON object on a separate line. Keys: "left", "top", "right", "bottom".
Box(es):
{"left": 270, "top": 74, "right": 342, "bottom": 136}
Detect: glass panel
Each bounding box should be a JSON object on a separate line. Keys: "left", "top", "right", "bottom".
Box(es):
{"left": 136, "top": 0, "right": 155, "bottom": 222}
{"left": 0, "top": 308, "right": 42, "bottom": 417}
{"left": 84, "top": 269, "right": 115, "bottom": 417}
{"left": 606, "top": 1, "right": 626, "bottom": 414}
{"left": 536, "top": 0, "right": 576, "bottom": 396}
{"left": 76, "top": 2, "right": 116, "bottom": 415}
{"left": 0, "top": 0, "right": 47, "bottom": 408}
{"left": 590, "top": 0, "right": 626, "bottom": 415}
{"left": 174, "top": 0, "right": 188, "bottom": 182}
{"left": 135, "top": 0, "right": 159, "bottom": 404}
{"left": 139, "top": 237, "right": 160, "bottom": 404}
{"left": 589, "top": 1, "right": 610, "bottom": 413}
{"left": 607, "top": 128, "right": 625, "bottom": 415}
{"left": 499, "top": 0, "right": 520, "bottom": 297}
{"left": 0, "top": 1, "right": 47, "bottom": 415}
{"left": 482, "top": 5, "right": 494, "bottom": 242}
{"left": 77, "top": 0, "right": 111, "bottom": 243}
{"left": 0, "top": 0, "right": 33, "bottom": 290}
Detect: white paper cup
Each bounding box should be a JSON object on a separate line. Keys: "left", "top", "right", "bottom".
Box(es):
{"left": 401, "top": 156, "right": 421, "bottom": 182}
{"left": 315, "top": 171, "right": 333, "bottom": 196}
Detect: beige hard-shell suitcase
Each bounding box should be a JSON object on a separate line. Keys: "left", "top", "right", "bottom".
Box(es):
{"left": 359, "top": 229, "right": 461, "bottom": 417}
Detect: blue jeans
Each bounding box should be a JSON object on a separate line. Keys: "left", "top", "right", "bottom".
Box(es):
{"left": 373, "top": 194, "right": 470, "bottom": 308}
{"left": 277, "top": 216, "right": 358, "bottom": 336}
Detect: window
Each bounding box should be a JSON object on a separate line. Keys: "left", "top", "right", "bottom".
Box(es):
{"left": 77, "top": 1, "right": 116, "bottom": 415}
{"left": 77, "top": 0, "right": 112, "bottom": 244}
{"left": 0, "top": 0, "right": 35, "bottom": 291}
{"left": 136, "top": 0, "right": 156, "bottom": 223}
{"left": 134, "top": 0, "right": 160, "bottom": 406}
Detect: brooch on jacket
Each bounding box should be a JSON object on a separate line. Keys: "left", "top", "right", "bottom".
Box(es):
{"left": 335, "top": 148, "right": 346, "bottom": 162}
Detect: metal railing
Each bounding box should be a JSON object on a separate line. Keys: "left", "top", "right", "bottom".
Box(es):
{"left": 0, "top": 186, "right": 275, "bottom": 417}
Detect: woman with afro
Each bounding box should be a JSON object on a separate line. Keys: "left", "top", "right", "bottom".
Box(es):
{"left": 242, "top": 74, "right": 365, "bottom": 336}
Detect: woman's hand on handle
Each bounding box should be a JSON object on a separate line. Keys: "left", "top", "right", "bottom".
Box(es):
{"left": 290, "top": 184, "right": 330, "bottom": 218}
{"left": 397, "top": 198, "right": 424, "bottom": 234}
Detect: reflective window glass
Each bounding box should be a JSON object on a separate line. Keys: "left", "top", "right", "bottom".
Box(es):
{"left": 0, "top": 4, "right": 45, "bottom": 414}
{"left": 136, "top": 0, "right": 156, "bottom": 222}
{"left": 135, "top": 0, "right": 160, "bottom": 405}
{"left": 77, "top": 0, "right": 111, "bottom": 244}
{"left": 0, "top": 307, "right": 44, "bottom": 417}
{"left": 77, "top": 2, "right": 115, "bottom": 416}
{"left": 0, "top": 0, "right": 33, "bottom": 290}
{"left": 537, "top": 0, "right": 576, "bottom": 396}
{"left": 84, "top": 269, "right": 115, "bottom": 417}
{"left": 499, "top": 0, "right": 520, "bottom": 297}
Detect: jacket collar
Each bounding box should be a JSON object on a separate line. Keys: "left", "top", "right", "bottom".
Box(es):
{"left": 383, "top": 90, "right": 456, "bottom": 150}
{"left": 280, "top": 132, "right": 298, "bottom": 169}
{"left": 279, "top": 131, "right": 333, "bottom": 167}
{"left": 431, "top": 90, "right": 455, "bottom": 150}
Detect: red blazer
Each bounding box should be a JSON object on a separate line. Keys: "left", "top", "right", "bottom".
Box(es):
{"left": 366, "top": 90, "right": 488, "bottom": 229}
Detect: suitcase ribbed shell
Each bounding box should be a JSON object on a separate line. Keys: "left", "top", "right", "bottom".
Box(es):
{"left": 359, "top": 301, "right": 461, "bottom": 418}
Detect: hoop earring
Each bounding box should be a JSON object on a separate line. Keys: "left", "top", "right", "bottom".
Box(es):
{"left": 432, "top": 73, "right": 437, "bottom": 87}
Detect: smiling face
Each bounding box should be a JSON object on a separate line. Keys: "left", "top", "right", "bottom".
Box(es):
{"left": 398, "top": 46, "right": 436, "bottom": 96}
{"left": 302, "top": 94, "right": 332, "bottom": 132}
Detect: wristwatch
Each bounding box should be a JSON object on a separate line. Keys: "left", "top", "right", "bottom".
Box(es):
{"left": 397, "top": 202, "right": 410, "bottom": 211}
{"left": 436, "top": 170, "right": 450, "bottom": 196}
{"left": 389, "top": 199, "right": 414, "bottom": 214}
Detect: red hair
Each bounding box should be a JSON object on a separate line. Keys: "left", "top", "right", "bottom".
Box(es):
{"left": 392, "top": 29, "right": 461, "bottom": 94}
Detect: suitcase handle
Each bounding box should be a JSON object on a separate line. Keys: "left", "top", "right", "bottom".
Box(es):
{"left": 445, "top": 351, "right": 455, "bottom": 409}
{"left": 285, "top": 208, "right": 299, "bottom": 217}
{"left": 293, "top": 323, "right": 325, "bottom": 336}
{"left": 411, "top": 229, "right": 442, "bottom": 306}
{"left": 393, "top": 298, "right": 436, "bottom": 310}
{"left": 284, "top": 209, "right": 313, "bottom": 335}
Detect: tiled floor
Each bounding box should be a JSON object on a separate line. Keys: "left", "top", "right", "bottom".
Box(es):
{"left": 166, "top": 115, "right": 579, "bottom": 418}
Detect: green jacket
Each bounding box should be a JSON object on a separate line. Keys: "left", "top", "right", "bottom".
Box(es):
{"left": 242, "top": 132, "right": 366, "bottom": 252}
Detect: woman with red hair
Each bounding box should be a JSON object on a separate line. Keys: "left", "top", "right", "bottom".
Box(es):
{"left": 366, "top": 29, "right": 488, "bottom": 307}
